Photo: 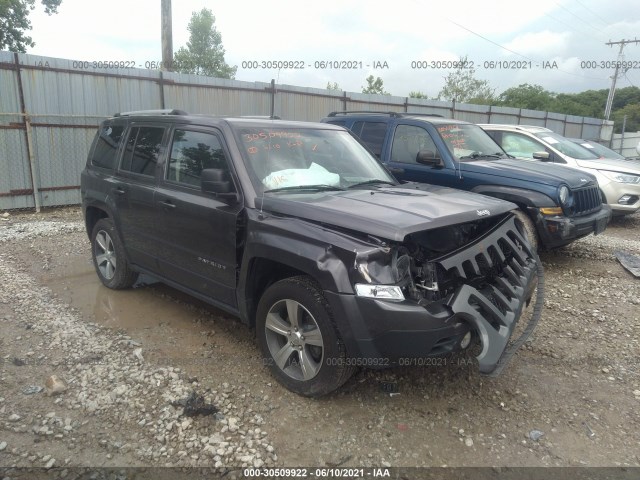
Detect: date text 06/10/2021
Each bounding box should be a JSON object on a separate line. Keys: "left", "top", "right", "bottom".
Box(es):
{"left": 27, "top": 58, "right": 638, "bottom": 71}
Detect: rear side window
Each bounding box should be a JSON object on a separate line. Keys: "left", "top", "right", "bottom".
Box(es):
{"left": 351, "top": 121, "right": 387, "bottom": 157}
{"left": 167, "top": 130, "right": 231, "bottom": 187}
{"left": 91, "top": 124, "right": 124, "bottom": 169}
{"left": 120, "top": 126, "right": 165, "bottom": 176}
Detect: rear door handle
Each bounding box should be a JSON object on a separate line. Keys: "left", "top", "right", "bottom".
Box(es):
{"left": 114, "top": 187, "right": 126, "bottom": 195}
{"left": 159, "top": 200, "right": 176, "bottom": 209}
{"left": 388, "top": 167, "right": 405, "bottom": 175}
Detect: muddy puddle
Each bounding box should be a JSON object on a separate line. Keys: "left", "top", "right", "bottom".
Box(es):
{"left": 37, "top": 253, "right": 248, "bottom": 364}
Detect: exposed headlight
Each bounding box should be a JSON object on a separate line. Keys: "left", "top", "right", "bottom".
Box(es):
{"left": 355, "top": 248, "right": 411, "bottom": 285}
{"left": 355, "top": 284, "right": 405, "bottom": 300}
{"left": 558, "top": 185, "right": 570, "bottom": 205}
{"left": 600, "top": 170, "right": 640, "bottom": 184}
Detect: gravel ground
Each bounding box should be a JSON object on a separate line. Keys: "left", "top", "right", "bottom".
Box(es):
{"left": 0, "top": 207, "right": 639, "bottom": 474}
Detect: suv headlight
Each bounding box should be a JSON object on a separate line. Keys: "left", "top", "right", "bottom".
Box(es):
{"left": 600, "top": 170, "right": 640, "bottom": 184}
{"left": 355, "top": 284, "right": 404, "bottom": 300}
{"left": 354, "top": 247, "right": 410, "bottom": 301}
{"left": 558, "top": 185, "right": 570, "bottom": 205}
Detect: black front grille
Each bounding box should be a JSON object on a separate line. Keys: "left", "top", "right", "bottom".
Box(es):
{"left": 434, "top": 215, "right": 534, "bottom": 307}
{"left": 571, "top": 185, "right": 601, "bottom": 216}
{"left": 431, "top": 214, "right": 539, "bottom": 374}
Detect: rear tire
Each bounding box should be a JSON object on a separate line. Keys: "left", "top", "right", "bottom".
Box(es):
{"left": 512, "top": 209, "right": 538, "bottom": 251}
{"left": 256, "top": 276, "right": 355, "bottom": 397}
{"left": 91, "top": 218, "right": 138, "bottom": 289}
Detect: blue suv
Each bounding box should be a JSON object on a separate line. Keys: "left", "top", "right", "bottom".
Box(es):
{"left": 321, "top": 112, "right": 611, "bottom": 250}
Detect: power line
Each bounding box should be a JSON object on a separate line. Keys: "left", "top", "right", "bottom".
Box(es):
{"left": 445, "top": 19, "right": 531, "bottom": 60}
{"left": 604, "top": 39, "right": 640, "bottom": 119}
{"left": 573, "top": 0, "right": 611, "bottom": 28}
{"left": 444, "top": 17, "right": 608, "bottom": 82}
{"left": 623, "top": 72, "right": 637, "bottom": 89}
{"left": 554, "top": 1, "right": 607, "bottom": 37}
{"left": 543, "top": 10, "right": 603, "bottom": 42}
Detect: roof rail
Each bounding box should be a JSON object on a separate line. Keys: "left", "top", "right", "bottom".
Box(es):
{"left": 240, "top": 115, "right": 282, "bottom": 120}
{"left": 401, "top": 112, "right": 445, "bottom": 118}
{"left": 327, "top": 111, "right": 399, "bottom": 117}
{"left": 114, "top": 108, "right": 188, "bottom": 117}
{"left": 327, "top": 110, "right": 443, "bottom": 118}
{"left": 515, "top": 125, "right": 552, "bottom": 130}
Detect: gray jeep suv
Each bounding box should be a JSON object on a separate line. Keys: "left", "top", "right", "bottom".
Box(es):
{"left": 81, "top": 109, "right": 542, "bottom": 396}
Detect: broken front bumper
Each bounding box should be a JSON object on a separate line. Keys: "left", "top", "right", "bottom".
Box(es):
{"left": 325, "top": 215, "right": 542, "bottom": 375}
{"left": 532, "top": 204, "right": 611, "bottom": 249}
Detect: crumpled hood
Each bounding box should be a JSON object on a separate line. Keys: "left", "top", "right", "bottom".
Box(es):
{"left": 258, "top": 183, "right": 515, "bottom": 242}
{"left": 575, "top": 158, "right": 640, "bottom": 174}
{"left": 462, "top": 158, "right": 598, "bottom": 189}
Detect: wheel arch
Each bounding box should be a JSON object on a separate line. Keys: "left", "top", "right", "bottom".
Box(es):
{"left": 470, "top": 185, "right": 557, "bottom": 209}
{"left": 238, "top": 235, "right": 352, "bottom": 328}
{"left": 238, "top": 257, "right": 310, "bottom": 327}
{"left": 84, "top": 205, "right": 110, "bottom": 240}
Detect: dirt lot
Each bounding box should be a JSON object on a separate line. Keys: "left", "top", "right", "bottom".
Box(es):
{"left": 0, "top": 207, "right": 639, "bottom": 474}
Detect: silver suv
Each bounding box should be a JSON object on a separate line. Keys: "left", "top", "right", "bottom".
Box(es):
{"left": 481, "top": 124, "right": 640, "bottom": 216}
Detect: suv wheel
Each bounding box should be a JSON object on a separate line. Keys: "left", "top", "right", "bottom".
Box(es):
{"left": 512, "top": 209, "right": 538, "bottom": 251}
{"left": 256, "top": 276, "right": 355, "bottom": 397}
{"left": 91, "top": 218, "right": 138, "bottom": 289}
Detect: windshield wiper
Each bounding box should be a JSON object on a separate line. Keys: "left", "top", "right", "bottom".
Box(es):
{"left": 459, "top": 152, "right": 503, "bottom": 160}
{"left": 348, "top": 179, "right": 397, "bottom": 189}
{"left": 263, "top": 184, "right": 345, "bottom": 193}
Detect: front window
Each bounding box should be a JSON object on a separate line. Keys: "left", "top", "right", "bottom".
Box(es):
{"left": 167, "top": 130, "right": 231, "bottom": 187}
{"left": 436, "top": 124, "right": 506, "bottom": 160}
{"left": 533, "top": 132, "right": 599, "bottom": 160}
{"left": 391, "top": 125, "right": 439, "bottom": 164}
{"left": 235, "top": 127, "right": 396, "bottom": 193}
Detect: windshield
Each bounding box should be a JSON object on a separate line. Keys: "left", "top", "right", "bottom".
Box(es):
{"left": 533, "top": 132, "right": 599, "bottom": 160}
{"left": 235, "top": 127, "right": 397, "bottom": 193}
{"left": 436, "top": 124, "right": 507, "bottom": 161}
{"left": 578, "top": 140, "right": 626, "bottom": 160}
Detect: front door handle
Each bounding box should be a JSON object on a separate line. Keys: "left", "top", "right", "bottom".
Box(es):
{"left": 388, "top": 167, "right": 405, "bottom": 175}
{"left": 114, "top": 187, "right": 126, "bottom": 195}
{"left": 159, "top": 200, "right": 176, "bottom": 209}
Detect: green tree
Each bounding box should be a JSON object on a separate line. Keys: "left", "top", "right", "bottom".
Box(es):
{"left": 611, "top": 86, "right": 640, "bottom": 111}
{"left": 612, "top": 103, "right": 640, "bottom": 133}
{"left": 326, "top": 81, "right": 341, "bottom": 90}
{"left": 173, "top": 8, "right": 237, "bottom": 78}
{"left": 362, "top": 75, "right": 389, "bottom": 95}
{"left": 409, "top": 91, "right": 429, "bottom": 99}
{"left": 553, "top": 93, "right": 593, "bottom": 117}
{"left": 497, "top": 84, "right": 555, "bottom": 111}
{"left": 437, "top": 56, "right": 495, "bottom": 104}
{"left": 0, "top": 0, "right": 62, "bottom": 52}
{"left": 572, "top": 88, "right": 615, "bottom": 118}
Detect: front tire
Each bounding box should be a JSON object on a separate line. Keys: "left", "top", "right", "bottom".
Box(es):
{"left": 256, "top": 276, "right": 355, "bottom": 397}
{"left": 512, "top": 209, "right": 539, "bottom": 251}
{"left": 91, "top": 218, "right": 138, "bottom": 289}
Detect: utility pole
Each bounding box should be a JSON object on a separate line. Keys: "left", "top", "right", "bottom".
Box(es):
{"left": 604, "top": 38, "right": 639, "bottom": 120}
{"left": 161, "top": 0, "right": 173, "bottom": 71}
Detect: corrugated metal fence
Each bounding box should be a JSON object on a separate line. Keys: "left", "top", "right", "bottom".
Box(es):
{"left": 0, "top": 51, "right": 608, "bottom": 211}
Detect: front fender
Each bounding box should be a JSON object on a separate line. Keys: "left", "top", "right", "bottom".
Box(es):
{"left": 236, "top": 210, "right": 385, "bottom": 324}
{"left": 471, "top": 185, "right": 558, "bottom": 209}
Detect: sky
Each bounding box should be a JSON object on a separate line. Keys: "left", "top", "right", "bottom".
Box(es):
{"left": 26, "top": 0, "right": 640, "bottom": 98}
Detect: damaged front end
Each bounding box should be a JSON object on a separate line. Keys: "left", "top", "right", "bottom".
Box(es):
{"left": 351, "top": 212, "right": 542, "bottom": 376}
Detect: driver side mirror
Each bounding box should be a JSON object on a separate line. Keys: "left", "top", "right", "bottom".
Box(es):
{"left": 533, "top": 151, "right": 551, "bottom": 161}
{"left": 201, "top": 168, "right": 237, "bottom": 200}
{"left": 416, "top": 149, "right": 442, "bottom": 167}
